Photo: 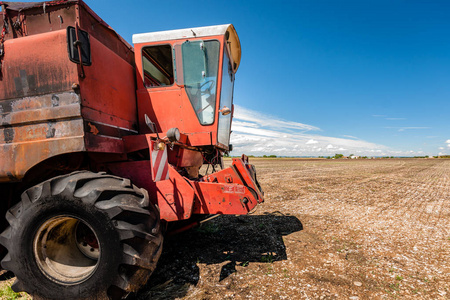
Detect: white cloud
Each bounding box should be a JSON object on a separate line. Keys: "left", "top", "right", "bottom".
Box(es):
{"left": 230, "top": 106, "right": 392, "bottom": 156}
{"left": 446, "top": 140, "right": 450, "bottom": 148}
{"left": 233, "top": 105, "right": 319, "bottom": 132}
{"left": 305, "top": 139, "right": 318, "bottom": 144}
{"left": 232, "top": 120, "right": 259, "bottom": 128}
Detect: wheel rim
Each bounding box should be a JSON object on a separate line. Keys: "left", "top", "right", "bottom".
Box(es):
{"left": 33, "top": 216, "right": 101, "bottom": 285}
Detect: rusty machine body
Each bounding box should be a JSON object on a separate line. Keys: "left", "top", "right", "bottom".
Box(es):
{"left": 0, "top": 1, "right": 263, "bottom": 299}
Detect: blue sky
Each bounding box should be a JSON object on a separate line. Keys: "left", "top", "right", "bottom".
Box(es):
{"left": 5, "top": 1, "right": 450, "bottom": 156}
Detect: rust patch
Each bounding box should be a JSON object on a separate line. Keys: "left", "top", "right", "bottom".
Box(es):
{"left": 46, "top": 122, "right": 56, "bottom": 138}
{"left": 51, "top": 95, "right": 60, "bottom": 107}
{"left": 6, "top": 172, "right": 17, "bottom": 182}
{"left": 0, "top": 91, "right": 84, "bottom": 181}
{"left": 3, "top": 126, "right": 14, "bottom": 143}
{"left": 0, "top": 136, "right": 86, "bottom": 182}
{"left": 88, "top": 122, "right": 99, "bottom": 135}
{"left": 0, "top": 100, "right": 13, "bottom": 114}
{"left": 13, "top": 70, "right": 36, "bottom": 96}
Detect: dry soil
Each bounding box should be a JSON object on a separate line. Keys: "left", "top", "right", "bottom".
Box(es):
{"left": 135, "top": 158, "right": 450, "bottom": 300}
{"left": 2, "top": 158, "right": 450, "bottom": 300}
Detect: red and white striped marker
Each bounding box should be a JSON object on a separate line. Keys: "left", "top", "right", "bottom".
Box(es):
{"left": 150, "top": 140, "right": 169, "bottom": 182}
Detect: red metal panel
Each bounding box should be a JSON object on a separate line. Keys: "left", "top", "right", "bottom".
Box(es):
{"left": 81, "top": 35, "right": 137, "bottom": 153}
{"left": 0, "top": 1, "right": 133, "bottom": 65}
{"left": 0, "top": 28, "right": 84, "bottom": 182}
{"left": 106, "top": 157, "right": 264, "bottom": 221}
{"left": 155, "top": 166, "right": 195, "bottom": 221}
{"left": 191, "top": 158, "right": 264, "bottom": 215}
{"left": 84, "top": 133, "right": 123, "bottom": 154}
{"left": 78, "top": 3, "right": 134, "bottom": 66}
{"left": 230, "top": 158, "right": 264, "bottom": 203}
{"left": 122, "top": 135, "right": 148, "bottom": 153}
{"left": 106, "top": 161, "right": 195, "bottom": 222}
{"left": 80, "top": 35, "right": 136, "bottom": 129}
{"left": 200, "top": 158, "right": 263, "bottom": 203}
{"left": 0, "top": 29, "right": 78, "bottom": 100}
{"left": 191, "top": 181, "right": 258, "bottom": 215}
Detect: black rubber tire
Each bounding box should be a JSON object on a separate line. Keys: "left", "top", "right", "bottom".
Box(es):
{"left": 0, "top": 171, "right": 163, "bottom": 300}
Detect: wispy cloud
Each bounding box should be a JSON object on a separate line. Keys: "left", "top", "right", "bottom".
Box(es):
{"left": 342, "top": 135, "right": 358, "bottom": 139}
{"left": 233, "top": 106, "right": 319, "bottom": 132}
{"left": 385, "top": 126, "right": 431, "bottom": 132}
{"left": 229, "top": 106, "right": 436, "bottom": 156}
{"left": 230, "top": 105, "right": 392, "bottom": 156}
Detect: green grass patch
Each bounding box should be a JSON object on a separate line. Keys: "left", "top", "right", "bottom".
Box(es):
{"left": 0, "top": 283, "right": 28, "bottom": 299}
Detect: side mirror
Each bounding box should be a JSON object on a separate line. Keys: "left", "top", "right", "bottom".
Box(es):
{"left": 67, "top": 26, "right": 92, "bottom": 66}
{"left": 181, "top": 41, "right": 206, "bottom": 85}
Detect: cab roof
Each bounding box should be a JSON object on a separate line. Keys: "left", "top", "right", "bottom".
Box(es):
{"left": 133, "top": 24, "right": 241, "bottom": 71}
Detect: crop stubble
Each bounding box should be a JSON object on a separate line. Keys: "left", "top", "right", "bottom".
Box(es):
{"left": 1, "top": 159, "right": 449, "bottom": 299}
{"left": 138, "top": 158, "right": 450, "bottom": 299}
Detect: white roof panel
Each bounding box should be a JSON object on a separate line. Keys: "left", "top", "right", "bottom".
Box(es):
{"left": 132, "top": 24, "right": 231, "bottom": 44}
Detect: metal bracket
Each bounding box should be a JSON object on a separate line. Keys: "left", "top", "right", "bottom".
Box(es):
{"left": 74, "top": 22, "right": 85, "bottom": 78}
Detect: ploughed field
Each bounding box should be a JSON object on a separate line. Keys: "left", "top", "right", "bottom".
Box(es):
{"left": 2, "top": 158, "right": 450, "bottom": 299}
{"left": 137, "top": 158, "right": 450, "bottom": 299}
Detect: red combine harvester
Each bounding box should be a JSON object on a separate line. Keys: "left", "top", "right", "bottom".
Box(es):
{"left": 0, "top": 1, "right": 263, "bottom": 299}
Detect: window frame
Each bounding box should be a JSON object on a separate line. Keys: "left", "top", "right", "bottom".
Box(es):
{"left": 141, "top": 44, "right": 175, "bottom": 88}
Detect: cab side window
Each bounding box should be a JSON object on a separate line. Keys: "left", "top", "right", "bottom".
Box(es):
{"left": 142, "top": 45, "right": 174, "bottom": 87}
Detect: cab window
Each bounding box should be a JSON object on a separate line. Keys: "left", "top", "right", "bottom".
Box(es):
{"left": 142, "top": 45, "right": 174, "bottom": 87}
{"left": 181, "top": 40, "right": 220, "bottom": 125}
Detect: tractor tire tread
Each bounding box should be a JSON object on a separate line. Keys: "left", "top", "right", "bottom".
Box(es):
{"left": 0, "top": 171, "right": 162, "bottom": 299}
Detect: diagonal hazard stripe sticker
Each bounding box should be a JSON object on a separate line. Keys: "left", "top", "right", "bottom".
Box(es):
{"left": 150, "top": 140, "right": 170, "bottom": 182}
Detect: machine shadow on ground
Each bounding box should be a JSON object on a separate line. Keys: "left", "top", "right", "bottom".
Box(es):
{"left": 132, "top": 213, "right": 303, "bottom": 300}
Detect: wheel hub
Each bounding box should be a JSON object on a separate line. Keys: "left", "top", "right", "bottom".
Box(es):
{"left": 33, "top": 216, "right": 100, "bottom": 285}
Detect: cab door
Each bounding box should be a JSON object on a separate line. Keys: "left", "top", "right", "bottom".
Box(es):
{"left": 217, "top": 45, "right": 235, "bottom": 148}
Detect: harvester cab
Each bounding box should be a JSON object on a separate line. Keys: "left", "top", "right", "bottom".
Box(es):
{"left": 121, "top": 24, "right": 264, "bottom": 222}
{"left": 132, "top": 25, "right": 240, "bottom": 177}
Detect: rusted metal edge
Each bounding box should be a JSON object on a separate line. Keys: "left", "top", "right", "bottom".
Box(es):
{"left": 0, "top": 1, "right": 133, "bottom": 51}
{"left": 0, "top": 135, "right": 85, "bottom": 182}
{"left": 1, "top": 91, "right": 81, "bottom": 133}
